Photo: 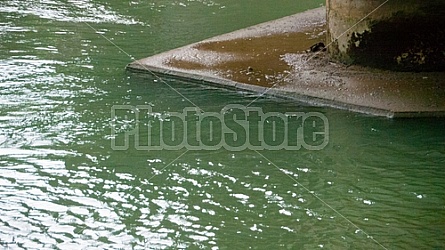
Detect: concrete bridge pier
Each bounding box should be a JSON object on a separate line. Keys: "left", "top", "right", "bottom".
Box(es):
{"left": 326, "top": 0, "right": 445, "bottom": 71}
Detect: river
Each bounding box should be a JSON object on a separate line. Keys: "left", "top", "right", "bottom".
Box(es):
{"left": 0, "top": 0, "right": 444, "bottom": 249}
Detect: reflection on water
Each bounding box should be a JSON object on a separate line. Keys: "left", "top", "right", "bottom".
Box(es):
{"left": 0, "top": 0, "right": 143, "bottom": 24}
{"left": 1, "top": 0, "right": 444, "bottom": 249}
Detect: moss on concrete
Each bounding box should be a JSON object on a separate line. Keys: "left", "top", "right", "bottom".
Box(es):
{"left": 348, "top": 12, "right": 445, "bottom": 72}
{"left": 327, "top": 0, "right": 445, "bottom": 72}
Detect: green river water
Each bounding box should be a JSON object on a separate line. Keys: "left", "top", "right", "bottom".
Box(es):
{"left": 1, "top": 0, "right": 444, "bottom": 249}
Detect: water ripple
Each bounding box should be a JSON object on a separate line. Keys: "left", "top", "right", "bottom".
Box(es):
{"left": 0, "top": 0, "right": 145, "bottom": 25}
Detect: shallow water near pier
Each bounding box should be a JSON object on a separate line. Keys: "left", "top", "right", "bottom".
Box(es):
{"left": 0, "top": 0, "right": 444, "bottom": 249}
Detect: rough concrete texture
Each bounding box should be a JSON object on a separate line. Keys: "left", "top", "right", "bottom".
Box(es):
{"left": 327, "top": 0, "right": 445, "bottom": 71}
{"left": 127, "top": 7, "right": 445, "bottom": 118}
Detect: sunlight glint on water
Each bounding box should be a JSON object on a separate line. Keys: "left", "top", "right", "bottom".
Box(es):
{"left": 0, "top": 0, "right": 444, "bottom": 249}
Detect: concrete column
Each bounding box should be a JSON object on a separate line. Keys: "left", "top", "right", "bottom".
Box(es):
{"left": 326, "top": 0, "right": 445, "bottom": 71}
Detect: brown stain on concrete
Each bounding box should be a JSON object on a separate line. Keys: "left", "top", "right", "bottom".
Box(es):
{"left": 167, "top": 26, "right": 326, "bottom": 87}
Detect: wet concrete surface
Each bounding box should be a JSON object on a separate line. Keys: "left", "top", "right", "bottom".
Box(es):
{"left": 127, "top": 7, "right": 445, "bottom": 118}
{"left": 167, "top": 26, "right": 325, "bottom": 87}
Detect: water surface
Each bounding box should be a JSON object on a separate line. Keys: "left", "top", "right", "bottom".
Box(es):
{"left": 1, "top": 0, "right": 444, "bottom": 249}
